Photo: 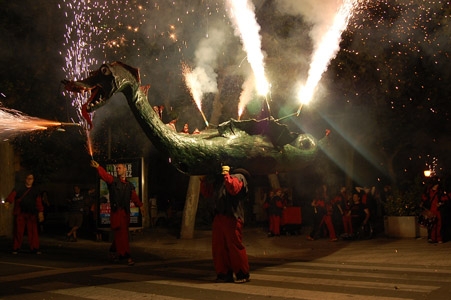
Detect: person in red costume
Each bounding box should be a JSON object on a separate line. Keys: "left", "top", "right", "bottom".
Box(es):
{"left": 307, "top": 185, "right": 337, "bottom": 242}
{"left": 263, "top": 189, "right": 284, "bottom": 237}
{"left": 202, "top": 165, "right": 251, "bottom": 283}
{"left": 90, "top": 160, "right": 145, "bottom": 265}
{"left": 421, "top": 181, "right": 449, "bottom": 243}
{"left": 5, "top": 172, "right": 44, "bottom": 254}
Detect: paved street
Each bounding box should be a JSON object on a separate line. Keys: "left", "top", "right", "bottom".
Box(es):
{"left": 1, "top": 227, "right": 451, "bottom": 299}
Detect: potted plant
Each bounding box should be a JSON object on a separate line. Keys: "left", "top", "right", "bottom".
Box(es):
{"left": 384, "top": 179, "right": 424, "bottom": 238}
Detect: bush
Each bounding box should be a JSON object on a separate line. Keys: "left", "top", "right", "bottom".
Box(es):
{"left": 384, "top": 177, "right": 423, "bottom": 216}
{"left": 384, "top": 176, "right": 424, "bottom": 216}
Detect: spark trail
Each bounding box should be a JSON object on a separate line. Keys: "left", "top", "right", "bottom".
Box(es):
{"left": 0, "top": 105, "right": 79, "bottom": 140}
{"left": 297, "top": 0, "right": 360, "bottom": 113}
{"left": 226, "top": 0, "right": 269, "bottom": 118}
{"left": 182, "top": 64, "right": 210, "bottom": 127}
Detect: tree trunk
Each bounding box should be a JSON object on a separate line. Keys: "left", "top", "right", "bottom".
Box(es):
{"left": 179, "top": 175, "right": 201, "bottom": 239}
{"left": 0, "top": 142, "right": 15, "bottom": 238}
{"left": 267, "top": 174, "right": 281, "bottom": 190}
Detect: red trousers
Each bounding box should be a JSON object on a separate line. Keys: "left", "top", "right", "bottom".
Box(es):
{"left": 269, "top": 215, "right": 281, "bottom": 235}
{"left": 342, "top": 215, "right": 353, "bottom": 234}
{"left": 320, "top": 215, "right": 337, "bottom": 239}
{"left": 430, "top": 211, "right": 443, "bottom": 242}
{"left": 14, "top": 212, "right": 40, "bottom": 251}
{"left": 110, "top": 209, "right": 131, "bottom": 257}
{"left": 212, "top": 214, "right": 249, "bottom": 276}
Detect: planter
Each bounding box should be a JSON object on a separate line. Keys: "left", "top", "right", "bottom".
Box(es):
{"left": 384, "top": 216, "right": 421, "bottom": 238}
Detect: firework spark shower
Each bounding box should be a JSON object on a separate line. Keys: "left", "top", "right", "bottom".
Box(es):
{"left": 225, "top": 0, "right": 269, "bottom": 96}
{"left": 182, "top": 27, "right": 226, "bottom": 126}
{"left": 58, "top": 0, "right": 366, "bottom": 125}
{"left": 0, "top": 104, "right": 79, "bottom": 140}
{"left": 57, "top": 0, "right": 450, "bottom": 129}
{"left": 296, "top": 0, "right": 360, "bottom": 110}
{"left": 1, "top": 0, "right": 449, "bottom": 186}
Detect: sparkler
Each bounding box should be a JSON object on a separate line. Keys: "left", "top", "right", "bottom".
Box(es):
{"left": 197, "top": 109, "right": 209, "bottom": 128}
{"left": 276, "top": 112, "right": 300, "bottom": 122}
{"left": 0, "top": 105, "right": 81, "bottom": 140}
{"left": 85, "top": 129, "right": 94, "bottom": 160}
{"left": 237, "top": 76, "right": 255, "bottom": 120}
{"left": 182, "top": 63, "right": 210, "bottom": 128}
{"left": 296, "top": 104, "right": 303, "bottom": 117}
{"left": 59, "top": 122, "right": 83, "bottom": 127}
{"left": 297, "top": 0, "right": 359, "bottom": 113}
{"left": 227, "top": 0, "right": 271, "bottom": 123}
{"left": 226, "top": 0, "right": 269, "bottom": 97}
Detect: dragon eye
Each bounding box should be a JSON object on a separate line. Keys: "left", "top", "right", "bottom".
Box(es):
{"left": 101, "top": 66, "right": 111, "bottom": 75}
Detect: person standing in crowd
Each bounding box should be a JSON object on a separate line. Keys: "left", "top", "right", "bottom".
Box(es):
{"left": 356, "top": 186, "right": 378, "bottom": 227}
{"left": 421, "top": 181, "right": 449, "bottom": 244}
{"left": 66, "top": 185, "right": 85, "bottom": 242}
{"left": 263, "top": 189, "right": 284, "bottom": 237}
{"left": 5, "top": 172, "right": 44, "bottom": 254}
{"left": 90, "top": 160, "right": 145, "bottom": 266}
{"left": 340, "top": 189, "right": 354, "bottom": 238}
{"left": 348, "top": 191, "right": 370, "bottom": 238}
{"left": 201, "top": 165, "right": 251, "bottom": 283}
{"left": 86, "top": 187, "right": 102, "bottom": 241}
{"left": 307, "top": 185, "right": 337, "bottom": 241}
{"left": 331, "top": 186, "right": 347, "bottom": 237}
{"left": 181, "top": 123, "right": 190, "bottom": 134}
{"left": 307, "top": 187, "right": 327, "bottom": 241}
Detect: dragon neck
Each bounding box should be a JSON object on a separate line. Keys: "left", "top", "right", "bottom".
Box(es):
{"left": 121, "top": 80, "right": 185, "bottom": 157}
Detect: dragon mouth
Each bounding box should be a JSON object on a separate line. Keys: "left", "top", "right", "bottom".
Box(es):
{"left": 81, "top": 85, "right": 109, "bottom": 129}
{"left": 85, "top": 86, "right": 107, "bottom": 113}
{"left": 62, "top": 65, "right": 116, "bottom": 129}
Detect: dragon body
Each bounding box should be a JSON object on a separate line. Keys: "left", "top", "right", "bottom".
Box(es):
{"left": 62, "top": 62, "right": 325, "bottom": 175}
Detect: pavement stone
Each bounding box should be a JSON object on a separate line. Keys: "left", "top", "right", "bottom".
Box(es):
{"left": 2, "top": 226, "right": 450, "bottom": 268}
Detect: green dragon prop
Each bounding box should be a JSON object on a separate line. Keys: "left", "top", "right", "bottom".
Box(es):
{"left": 62, "top": 62, "right": 327, "bottom": 175}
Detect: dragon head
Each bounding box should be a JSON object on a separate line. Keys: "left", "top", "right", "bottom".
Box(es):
{"left": 62, "top": 62, "right": 140, "bottom": 129}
